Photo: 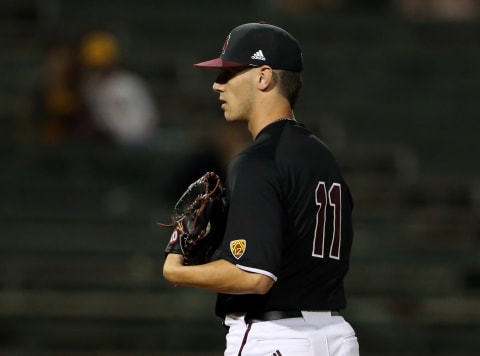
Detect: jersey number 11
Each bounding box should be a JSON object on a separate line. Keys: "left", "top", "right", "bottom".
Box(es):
{"left": 313, "top": 181, "right": 341, "bottom": 260}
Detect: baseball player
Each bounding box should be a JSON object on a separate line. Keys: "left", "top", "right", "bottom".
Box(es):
{"left": 163, "top": 22, "right": 359, "bottom": 355}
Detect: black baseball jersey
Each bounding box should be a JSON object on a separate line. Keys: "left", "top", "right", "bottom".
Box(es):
{"left": 215, "top": 119, "right": 354, "bottom": 318}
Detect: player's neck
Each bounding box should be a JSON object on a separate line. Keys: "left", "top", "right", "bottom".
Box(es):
{"left": 249, "top": 112, "right": 295, "bottom": 139}
{"left": 247, "top": 94, "right": 294, "bottom": 138}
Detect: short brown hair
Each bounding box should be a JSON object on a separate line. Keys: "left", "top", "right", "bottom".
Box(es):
{"left": 273, "top": 70, "right": 303, "bottom": 109}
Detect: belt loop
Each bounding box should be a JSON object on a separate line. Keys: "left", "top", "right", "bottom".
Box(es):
{"left": 301, "top": 311, "right": 342, "bottom": 325}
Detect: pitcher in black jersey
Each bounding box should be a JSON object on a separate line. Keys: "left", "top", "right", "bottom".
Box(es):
{"left": 163, "top": 22, "right": 359, "bottom": 356}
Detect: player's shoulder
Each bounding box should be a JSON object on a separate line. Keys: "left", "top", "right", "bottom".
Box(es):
{"left": 228, "top": 149, "right": 266, "bottom": 174}
{"left": 226, "top": 143, "right": 279, "bottom": 186}
{"left": 278, "top": 122, "right": 332, "bottom": 155}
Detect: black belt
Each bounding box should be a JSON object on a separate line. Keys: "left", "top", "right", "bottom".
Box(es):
{"left": 244, "top": 310, "right": 339, "bottom": 324}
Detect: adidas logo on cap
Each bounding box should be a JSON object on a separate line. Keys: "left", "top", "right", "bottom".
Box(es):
{"left": 251, "top": 50, "right": 266, "bottom": 61}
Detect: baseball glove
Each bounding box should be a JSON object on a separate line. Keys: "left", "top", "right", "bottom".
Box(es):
{"left": 159, "top": 171, "right": 227, "bottom": 265}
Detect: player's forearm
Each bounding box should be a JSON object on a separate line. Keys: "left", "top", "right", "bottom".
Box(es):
{"left": 163, "top": 254, "right": 273, "bottom": 295}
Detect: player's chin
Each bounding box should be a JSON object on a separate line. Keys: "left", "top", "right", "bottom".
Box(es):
{"left": 223, "top": 113, "right": 244, "bottom": 123}
{"left": 223, "top": 112, "right": 235, "bottom": 122}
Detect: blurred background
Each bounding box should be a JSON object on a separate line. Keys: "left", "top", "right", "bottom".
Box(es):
{"left": 0, "top": 0, "right": 479, "bottom": 355}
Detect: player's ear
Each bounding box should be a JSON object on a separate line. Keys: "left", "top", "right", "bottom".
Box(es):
{"left": 257, "top": 66, "right": 273, "bottom": 91}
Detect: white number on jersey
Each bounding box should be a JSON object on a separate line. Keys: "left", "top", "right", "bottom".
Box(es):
{"left": 312, "top": 181, "right": 342, "bottom": 260}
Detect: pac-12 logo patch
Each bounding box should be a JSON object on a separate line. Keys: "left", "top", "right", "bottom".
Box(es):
{"left": 230, "top": 239, "right": 246, "bottom": 259}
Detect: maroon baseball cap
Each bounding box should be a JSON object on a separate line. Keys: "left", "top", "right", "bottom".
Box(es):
{"left": 194, "top": 22, "right": 303, "bottom": 72}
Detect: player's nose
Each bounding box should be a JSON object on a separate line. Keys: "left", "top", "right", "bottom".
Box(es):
{"left": 212, "top": 81, "right": 223, "bottom": 93}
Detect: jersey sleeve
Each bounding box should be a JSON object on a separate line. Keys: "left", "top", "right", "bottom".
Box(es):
{"left": 220, "top": 154, "right": 283, "bottom": 281}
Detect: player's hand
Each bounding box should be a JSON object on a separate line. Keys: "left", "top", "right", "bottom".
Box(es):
{"left": 159, "top": 171, "right": 227, "bottom": 266}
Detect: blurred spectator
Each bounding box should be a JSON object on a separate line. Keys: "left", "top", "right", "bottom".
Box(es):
{"left": 26, "top": 42, "right": 100, "bottom": 145}
{"left": 78, "top": 30, "right": 160, "bottom": 147}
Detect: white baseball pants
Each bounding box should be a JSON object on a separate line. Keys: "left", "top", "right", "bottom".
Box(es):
{"left": 224, "top": 311, "right": 359, "bottom": 356}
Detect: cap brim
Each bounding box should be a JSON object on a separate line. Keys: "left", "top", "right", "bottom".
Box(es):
{"left": 193, "top": 58, "right": 247, "bottom": 69}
